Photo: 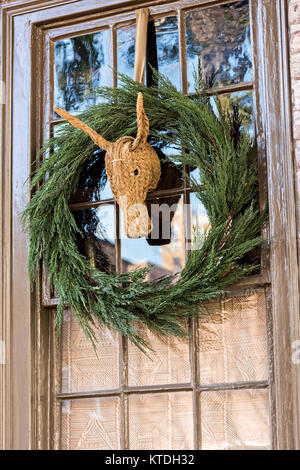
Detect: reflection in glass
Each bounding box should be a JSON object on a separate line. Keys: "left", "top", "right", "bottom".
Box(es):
{"left": 190, "top": 167, "right": 200, "bottom": 185}
{"left": 155, "top": 16, "right": 180, "bottom": 90}
{"left": 120, "top": 196, "right": 185, "bottom": 280}
{"left": 186, "top": 1, "right": 252, "bottom": 92}
{"left": 187, "top": 192, "right": 209, "bottom": 251}
{"left": 69, "top": 149, "right": 113, "bottom": 203}
{"left": 162, "top": 146, "right": 183, "bottom": 170}
{"left": 117, "top": 24, "right": 136, "bottom": 80}
{"left": 155, "top": 148, "right": 183, "bottom": 189}
{"left": 52, "top": 122, "right": 64, "bottom": 145}
{"left": 73, "top": 206, "right": 116, "bottom": 273}
{"left": 210, "top": 90, "right": 254, "bottom": 137}
{"left": 117, "top": 16, "right": 180, "bottom": 89}
{"left": 54, "top": 30, "right": 111, "bottom": 114}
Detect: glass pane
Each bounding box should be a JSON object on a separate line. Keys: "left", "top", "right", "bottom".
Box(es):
{"left": 73, "top": 206, "right": 116, "bottom": 273}
{"left": 190, "top": 90, "right": 255, "bottom": 184}
{"left": 128, "top": 324, "right": 190, "bottom": 386}
{"left": 187, "top": 192, "right": 210, "bottom": 251}
{"left": 52, "top": 122, "right": 64, "bottom": 145}
{"left": 120, "top": 195, "right": 185, "bottom": 280}
{"left": 162, "top": 147, "right": 184, "bottom": 177}
{"left": 54, "top": 30, "right": 111, "bottom": 114}
{"left": 210, "top": 90, "right": 254, "bottom": 137}
{"left": 157, "top": 150, "right": 183, "bottom": 189}
{"left": 200, "top": 389, "right": 270, "bottom": 450}
{"left": 117, "top": 24, "right": 136, "bottom": 79}
{"left": 61, "top": 397, "right": 121, "bottom": 450}
{"left": 186, "top": 0, "right": 252, "bottom": 92}
{"left": 62, "top": 310, "right": 119, "bottom": 393}
{"left": 68, "top": 149, "right": 113, "bottom": 203}
{"left": 117, "top": 16, "right": 180, "bottom": 89}
{"left": 189, "top": 167, "right": 200, "bottom": 185}
{"left": 155, "top": 16, "right": 180, "bottom": 90}
{"left": 189, "top": 91, "right": 254, "bottom": 184}
{"left": 129, "top": 392, "right": 193, "bottom": 449}
{"left": 198, "top": 290, "right": 268, "bottom": 385}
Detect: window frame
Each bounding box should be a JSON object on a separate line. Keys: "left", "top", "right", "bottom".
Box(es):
{"left": 0, "top": 0, "right": 299, "bottom": 450}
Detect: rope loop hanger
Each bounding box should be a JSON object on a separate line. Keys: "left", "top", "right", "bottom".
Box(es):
{"left": 134, "top": 8, "right": 149, "bottom": 84}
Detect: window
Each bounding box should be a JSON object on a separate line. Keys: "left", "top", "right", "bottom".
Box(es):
{"left": 43, "top": 0, "right": 273, "bottom": 450}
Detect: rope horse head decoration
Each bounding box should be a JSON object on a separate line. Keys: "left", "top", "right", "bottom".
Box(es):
{"left": 55, "top": 93, "right": 161, "bottom": 238}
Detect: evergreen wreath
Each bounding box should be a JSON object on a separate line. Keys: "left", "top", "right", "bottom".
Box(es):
{"left": 22, "top": 71, "right": 265, "bottom": 352}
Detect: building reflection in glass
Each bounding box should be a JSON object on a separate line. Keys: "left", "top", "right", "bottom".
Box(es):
{"left": 186, "top": 0, "right": 252, "bottom": 92}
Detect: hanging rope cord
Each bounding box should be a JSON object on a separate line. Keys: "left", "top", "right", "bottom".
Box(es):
{"left": 134, "top": 8, "right": 149, "bottom": 84}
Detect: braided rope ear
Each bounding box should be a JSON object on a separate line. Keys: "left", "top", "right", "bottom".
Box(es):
{"left": 131, "top": 92, "right": 149, "bottom": 150}
{"left": 54, "top": 107, "right": 112, "bottom": 151}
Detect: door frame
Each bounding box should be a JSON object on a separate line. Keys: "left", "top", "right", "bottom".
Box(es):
{"left": 0, "top": 0, "right": 299, "bottom": 449}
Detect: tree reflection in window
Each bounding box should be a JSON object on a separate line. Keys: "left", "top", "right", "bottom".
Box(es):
{"left": 155, "top": 16, "right": 180, "bottom": 90}
{"left": 117, "top": 24, "right": 136, "bottom": 80}
{"left": 186, "top": 0, "right": 252, "bottom": 92}
{"left": 210, "top": 90, "right": 254, "bottom": 137}
{"left": 54, "top": 30, "right": 111, "bottom": 114}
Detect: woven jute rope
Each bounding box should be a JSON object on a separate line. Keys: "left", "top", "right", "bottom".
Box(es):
{"left": 131, "top": 92, "right": 150, "bottom": 150}
{"left": 54, "top": 93, "right": 161, "bottom": 238}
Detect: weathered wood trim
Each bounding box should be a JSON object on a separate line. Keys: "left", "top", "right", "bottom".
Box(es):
{"left": 0, "top": 4, "right": 13, "bottom": 452}
{"left": 253, "top": 0, "right": 300, "bottom": 449}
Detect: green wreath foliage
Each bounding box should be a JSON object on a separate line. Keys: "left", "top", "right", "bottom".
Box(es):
{"left": 22, "top": 72, "right": 265, "bottom": 352}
